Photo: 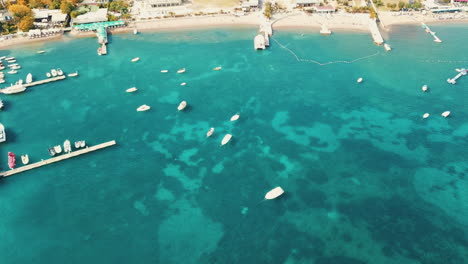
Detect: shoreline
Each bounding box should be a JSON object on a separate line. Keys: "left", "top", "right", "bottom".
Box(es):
{"left": 1, "top": 12, "right": 467, "bottom": 49}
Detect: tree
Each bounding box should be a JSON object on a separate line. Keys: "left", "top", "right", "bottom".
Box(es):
{"left": 60, "top": 1, "right": 74, "bottom": 14}
{"left": 413, "top": 1, "right": 422, "bottom": 9}
{"left": 18, "top": 15, "right": 34, "bottom": 31}
{"left": 8, "top": 4, "right": 33, "bottom": 22}
{"left": 398, "top": 1, "right": 405, "bottom": 9}
{"left": 263, "top": 2, "right": 272, "bottom": 19}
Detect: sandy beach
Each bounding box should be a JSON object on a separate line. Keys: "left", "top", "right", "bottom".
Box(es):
{"left": 1, "top": 11, "right": 468, "bottom": 49}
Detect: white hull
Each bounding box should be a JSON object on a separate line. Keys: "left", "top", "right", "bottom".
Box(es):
{"left": 68, "top": 72, "right": 78, "bottom": 77}
{"left": 221, "top": 134, "right": 232, "bottom": 146}
{"left": 26, "top": 73, "right": 33, "bottom": 83}
{"left": 0, "top": 123, "right": 5, "bottom": 143}
{"left": 265, "top": 187, "right": 284, "bottom": 200}
{"left": 126, "top": 87, "right": 138, "bottom": 93}
{"left": 131, "top": 57, "right": 140, "bottom": 62}
{"left": 1, "top": 84, "right": 26, "bottom": 94}
{"left": 21, "top": 154, "right": 29, "bottom": 165}
{"left": 441, "top": 111, "right": 450, "bottom": 118}
{"left": 51, "top": 69, "right": 57, "bottom": 77}
{"left": 423, "top": 113, "right": 430, "bottom": 119}
{"left": 206, "top": 127, "right": 214, "bottom": 137}
{"left": 160, "top": 70, "right": 168, "bottom": 73}
{"left": 177, "top": 101, "right": 187, "bottom": 111}
{"left": 177, "top": 68, "right": 186, "bottom": 73}
{"left": 213, "top": 67, "right": 222, "bottom": 71}
{"left": 230, "top": 114, "right": 240, "bottom": 121}
{"left": 64, "top": 139, "right": 71, "bottom": 153}
{"left": 54, "top": 145, "right": 62, "bottom": 154}
{"left": 137, "top": 104, "right": 150, "bottom": 112}
{"left": 357, "top": 78, "right": 363, "bottom": 83}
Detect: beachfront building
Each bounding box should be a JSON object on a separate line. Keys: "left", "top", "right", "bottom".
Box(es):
{"left": 132, "top": 0, "right": 189, "bottom": 19}
{"left": 241, "top": 0, "right": 260, "bottom": 11}
{"left": 71, "top": 8, "right": 108, "bottom": 25}
{"left": 145, "top": 0, "right": 182, "bottom": 8}
{"left": 314, "top": 5, "right": 335, "bottom": 13}
{"left": 32, "top": 9, "right": 68, "bottom": 27}
{"left": 81, "top": 0, "right": 110, "bottom": 5}
{"left": 295, "top": 0, "right": 320, "bottom": 9}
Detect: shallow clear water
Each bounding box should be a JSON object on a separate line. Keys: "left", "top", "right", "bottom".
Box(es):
{"left": 0, "top": 24, "right": 467, "bottom": 263}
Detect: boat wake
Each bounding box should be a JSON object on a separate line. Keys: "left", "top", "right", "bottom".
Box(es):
{"left": 271, "top": 37, "right": 380, "bottom": 66}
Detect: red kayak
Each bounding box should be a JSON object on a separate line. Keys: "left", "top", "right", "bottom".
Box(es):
{"left": 8, "top": 152, "right": 16, "bottom": 169}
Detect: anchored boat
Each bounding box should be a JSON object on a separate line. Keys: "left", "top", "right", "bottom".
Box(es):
{"left": 8, "top": 152, "right": 16, "bottom": 169}
{"left": 177, "top": 68, "right": 186, "bottom": 74}
{"left": 137, "top": 104, "right": 150, "bottom": 112}
{"left": 221, "top": 134, "right": 232, "bottom": 146}
{"left": 21, "top": 154, "right": 29, "bottom": 165}
{"left": 265, "top": 187, "right": 284, "bottom": 200}
{"left": 230, "top": 113, "right": 240, "bottom": 121}
{"left": 64, "top": 139, "right": 71, "bottom": 153}
{"left": 177, "top": 101, "right": 187, "bottom": 111}
{"left": 206, "top": 127, "right": 214, "bottom": 137}
{"left": 131, "top": 57, "right": 140, "bottom": 62}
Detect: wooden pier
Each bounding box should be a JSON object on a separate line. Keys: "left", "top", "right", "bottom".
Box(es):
{"left": 24, "top": 75, "right": 66, "bottom": 88}
{"left": 421, "top": 23, "right": 442, "bottom": 43}
{"left": 0, "top": 140, "right": 116, "bottom": 178}
{"left": 369, "top": 18, "right": 384, "bottom": 45}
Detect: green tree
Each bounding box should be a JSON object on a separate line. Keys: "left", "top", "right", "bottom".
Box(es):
{"left": 60, "top": 1, "right": 74, "bottom": 14}
{"left": 263, "top": 2, "right": 272, "bottom": 19}
{"left": 8, "top": 4, "right": 33, "bottom": 22}
{"left": 398, "top": 1, "right": 405, "bottom": 9}
{"left": 18, "top": 15, "right": 34, "bottom": 31}
{"left": 413, "top": 1, "right": 422, "bottom": 9}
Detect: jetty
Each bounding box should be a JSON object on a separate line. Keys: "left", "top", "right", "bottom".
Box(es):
{"left": 73, "top": 21, "right": 125, "bottom": 56}
{"left": 0, "top": 140, "right": 116, "bottom": 178}
{"left": 0, "top": 75, "right": 66, "bottom": 94}
{"left": 369, "top": 18, "right": 384, "bottom": 45}
{"left": 447, "top": 68, "right": 467, "bottom": 84}
{"left": 255, "top": 21, "right": 272, "bottom": 50}
{"left": 421, "top": 23, "right": 442, "bottom": 43}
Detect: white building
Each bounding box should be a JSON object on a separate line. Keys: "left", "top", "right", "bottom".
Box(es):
{"left": 145, "top": 0, "right": 182, "bottom": 8}
{"left": 295, "top": 0, "right": 320, "bottom": 8}
{"left": 241, "top": 0, "right": 259, "bottom": 9}
{"left": 81, "top": 0, "right": 109, "bottom": 5}
{"left": 71, "top": 8, "right": 108, "bottom": 25}
{"left": 133, "top": 0, "right": 189, "bottom": 19}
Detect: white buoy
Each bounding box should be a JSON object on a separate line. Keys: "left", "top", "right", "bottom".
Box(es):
{"left": 441, "top": 111, "right": 450, "bottom": 118}
{"left": 423, "top": 113, "right": 429, "bottom": 119}
{"left": 265, "top": 187, "right": 284, "bottom": 200}
{"left": 357, "top": 77, "right": 363, "bottom": 83}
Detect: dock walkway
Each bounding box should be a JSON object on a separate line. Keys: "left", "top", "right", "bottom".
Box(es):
{"left": 0, "top": 140, "right": 116, "bottom": 178}
{"left": 24, "top": 75, "right": 66, "bottom": 88}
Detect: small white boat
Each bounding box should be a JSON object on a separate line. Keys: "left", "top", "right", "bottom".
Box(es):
{"left": 160, "top": 70, "right": 168, "bottom": 73}
{"left": 46, "top": 72, "right": 51, "bottom": 78}
{"left": 206, "top": 127, "right": 214, "bottom": 137}
{"left": 423, "top": 113, "right": 430, "bottom": 119}
{"left": 26, "top": 73, "right": 32, "bottom": 84}
{"left": 131, "top": 57, "right": 140, "bottom": 62}
{"left": 126, "top": 87, "right": 138, "bottom": 93}
{"left": 137, "top": 104, "right": 150, "bottom": 112}
{"left": 17, "top": 79, "right": 23, "bottom": 85}
{"left": 64, "top": 139, "right": 71, "bottom": 153}
{"left": 133, "top": 28, "right": 138, "bottom": 35}
{"left": 384, "top": 43, "right": 391, "bottom": 51}
{"left": 8, "top": 70, "right": 17, "bottom": 74}
{"left": 21, "top": 154, "right": 29, "bottom": 165}
{"left": 6, "top": 59, "right": 16, "bottom": 63}
{"left": 422, "top": 85, "right": 428, "bottom": 92}
{"left": 80, "top": 140, "right": 86, "bottom": 148}
{"left": 57, "top": 68, "right": 63, "bottom": 76}
{"left": 357, "top": 77, "right": 363, "bottom": 83}
{"left": 441, "top": 111, "right": 450, "bottom": 118}
{"left": 265, "top": 187, "right": 284, "bottom": 200}
{"left": 5, "top": 57, "right": 15, "bottom": 61}
{"left": 54, "top": 145, "right": 62, "bottom": 154}
{"left": 0, "top": 99, "right": 3, "bottom": 109}
{"left": 37, "top": 50, "right": 46, "bottom": 54}
{"left": 51, "top": 69, "right": 57, "bottom": 77}
{"left": 9, "top": 65, "right": 21, "bottom": 70}
{"left": 68, "top": 71, "right": 78, "bottom": 77}
{"left": 230, "top": 113, "right": 240, "bottom": 121}
{"left": 177, "top": 68, "right": 186, "bottom": 74}
{"left": 180, "top": 82, "right": 186, "bottom": 86}
{"left": 221, "top": 134, "right": 232, "bottom": 146}
{"left": 0, "top": 79, "right": 5, "bottom": 84}
{"left": 213, "top": 66, "right": 222, "bottom": 71}
{"left": 74, "top": 141, "right": 80, "bottom": 148}
{"left": 177, "top": 101, "right": 187, "bottom": 111}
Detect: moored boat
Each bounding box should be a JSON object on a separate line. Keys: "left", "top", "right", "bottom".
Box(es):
{"left": 423, "top": 113, "right": 430, "bottom": 119}
{"left": 21, "top": 154, "right": 29, "bottom": 165}
{"left": 206, "top": 127, "right": 214, "bottom": 137}
{"left": 131, "top": 57, "right": 140, "bottom": 62}
{"left": 137, "top": 104, "right": 150, "bottom": 112}
{"left": 51, "top": 69, "right": 57, "bottom": 77}
{"left": 68, "top": 71, "right": 78, "bottom": 77}
{"left": 160, "top": 70, "right": 168, "bottom": 73}
{"left": 5, "top": 57, "right": 15, "bottom": 61}
{"left": 265, "top": 187, "right": 284, "bottom": 200}
{"left": 6, "top": 59, "right": 16, "bottom": 63}
{"left": 1, "top": 84, "right": 26, "bottom": 94}
{"left": 8, "top": 70, "right": 17, "bottom": 74}
{"left": 57, "top": 68, "right": 63, "bottom": 76}
{"left": 54, "top": 145, "right": 62, "bottom": 154}
{"left": 177, "top": 100, "right": 187, "bottom": 111}
{"left": 441, "top": 111, "right": 450, "bottom": 118}
{"left": 384, "top": 43, "right": 391, "bottom": 51}
{"left": 177, "top": 68, "right": 186, "bottom": 73}
{"left": 422, "top": 85, "right": 428, "bottom": 92}
{"left": 230, "top": 113, "right": 240, "bottom": 121}
{"left": 221, "top": 134, "right": 232, "bottom": 146}
{"left": 26, "top": 73, "right": 33, "bottom": 83}
{"left": 180, "top": 82, "right": 186, "bottom": 86}
{"left": 133, "top": 28, "right": 138, "bottom": 35}
{"left": 80, "top": 140, "right": 86, "bottom": 148}
{"left": 46, "top": 72, "right": 51, "bottom": 78}
{"left": 74, "top": 141, "right": 80, "bottom": 149}
{"left": 64, "top": 139, "right": 71, "bottom": 153}
{"left": 213, "top": 66, "right": 222, "bottom": 71}
{"left": 8, "top": 152, "right": 16, "bottom": 169}
{"left": 0, "top": 99, "right": 3, "bottom": 110}
{"left": 37, "top": 50, "right": 46, "bottom": 54}
{"left": 126, "top": 87, "right": 138, "bottom": 93}
{"left": 357, "top": 77, "right": 363, "bottom": 83}
{"left": 48, "top": 147, "right": 56, "bottom": 156}
{"left": 0, "top": 123, "right": 5, "bottom": 143}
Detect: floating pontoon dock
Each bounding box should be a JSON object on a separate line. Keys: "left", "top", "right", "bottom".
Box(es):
{"left": 0, "top": 140, "right": 116, "bottom": 178}
{"left": 421, "top": 23, "right": 442, "bottom": 43}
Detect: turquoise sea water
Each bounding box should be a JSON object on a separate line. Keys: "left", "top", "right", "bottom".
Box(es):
{"left": 1, "top": 24, "right": 468, "bottom": 263}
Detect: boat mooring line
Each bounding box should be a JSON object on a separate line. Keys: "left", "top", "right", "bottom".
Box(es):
{"left": 421, "top": 59, "right": 468, "bottom": 64}
{"left": 271, "top": 37, "right": 380, "bottom": 66}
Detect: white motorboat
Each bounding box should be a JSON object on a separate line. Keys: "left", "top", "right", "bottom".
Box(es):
{"left": 160, "top": 70, "right": 168, "bottom": 73}
{"left": 51, "top": 69, "right": 57, "bottom": 77}
{"left": 422, "top": 85, "right": 428, "bottom": 92}
{"left": 80, "top": 140, "right": 86, "bottom": 148}
{"left": 126, "top": 87, "right": 138, "bottom": 93}
{"left": 17, "top": 79, "right": 23, "bottom": 85}
{"left": 57, "top": 68, "right": 63, "bottom": 76}
{"left": 68, "top": 71, "right": 78, "bottom": 77}
{"left": 0, "top": 99, "right": 3, "bottom": 110}
{"left": 177, "top": 101, "right": 187, "bottom": 111}
{"left": 75, "top": 141, "right": 80, "bottom": 148}
{"left": 423, "top": 113, "right": 430, "bottom": 119}
{"left": 8, "top": 70, "right": 17, "bottom": 74}
{"left": 441, "top": 111, "right": 450, "bottom": 118}
{"left": 357, "top": 77, "right": 363, "bottom": 83}
{"left": 0, "top": 56, "right": 6, "bottom": 60}
{"left": 177, "top": 68, "right": 186, "bottom": 74}
{"left": 221, "top": 134, "right": 232, "bottom": 146}
{"left": 1, "top": 84, "right": 26, "bottom": 94}
{"left": 5, "top": 57, "right": 15, "bottom": 61}
{"left": 0, "top": 123, "right": 5, "bottom": 143}
{"left": 46, "top": 72, "right": 51, "bottom": 78}
{"left": 21, "top": 154, "right": 29, "bottom": 165}
{"left": 213, "top": 66, "right": 222, "bottom": 71}
{"left": 0, "top": 66, "right": 4, "bottom": 70}
{"left": 230, "top": 113, "right": 240, "bottom": 121}
{"left": 206, "top": 127, "right": 214, "bottom": 137}
{"left": 137, "top": 104, "right": 150, "bottom": 112}
{"left": 64, "top": 139, "right": 71, "bottom": 153}
{"left": 133, "top": 28, "right": 138, "bottom": 35}
{"left": 180, "top": 82, "right": 186, "bottom": 86}
{"left": 131, "top": 57, "right": 140, "bottom": 62}
{"left": 0, "top": 79, "right": 5, "bottom": 84}
{"left": 6, "top": 59, "right": 16, "bottom": 63}
{"left": 37, "top": 50, "right": 46, "bottom": 54}
{"left": 384, "top": 43, "right": 391, "bottom": 51}
{"left": 54, "top": 145, "right": 62, "bottom": 154}
{"left": 26, "top": 73, "right": 32, "bottom": 84}
{"left": 265, "top": 187, "right": 284, "bottom": 200}
{"left": 9, "top": 65, "right": 21, "bottom": 70}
